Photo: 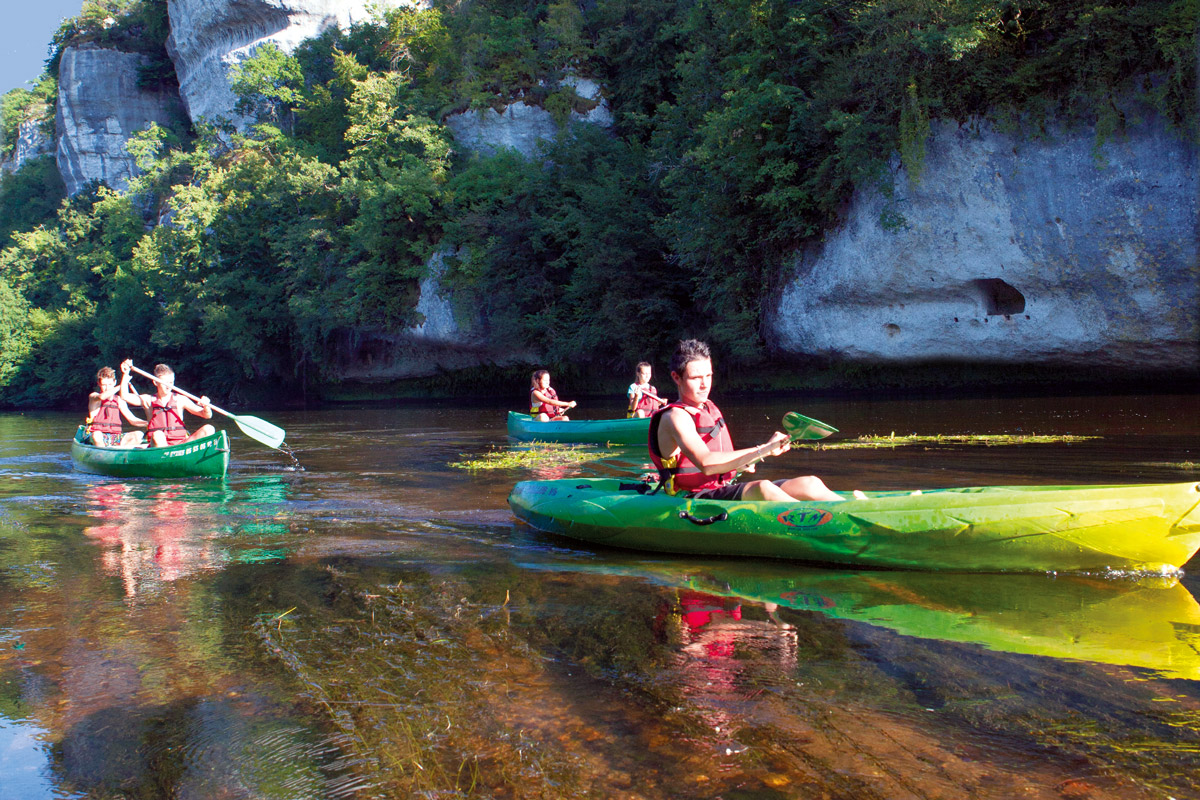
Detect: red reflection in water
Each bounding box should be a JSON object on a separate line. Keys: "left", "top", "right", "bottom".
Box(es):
{"left": 83, "top": 483, "right": 223, "bottom": 598}
{"left": 666, "top": 591, "right": 799, "bottom": 746}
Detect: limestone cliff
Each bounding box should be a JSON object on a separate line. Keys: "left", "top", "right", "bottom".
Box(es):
{"left": 342, "top": 79, "right": 614, "bottom": 380}
{"left": 767, "top": 113, "right": 1199, "bottom": 372}
{"left": 444, "top": 77, "right": 613, "bottom": 158}
{"left": 55, "top": 45, "right": 186, "bottom": 196}
{"left": 1, "top": 118, "right": 54, "bottom": 174}
{"left": 165, "top": 0, "right": 411, "bottom": 126}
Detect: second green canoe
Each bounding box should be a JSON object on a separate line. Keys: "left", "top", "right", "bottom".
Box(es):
{"left": 71, "top": 425, "right": 230, "bottom": 479}
{"left": 509, "top": 478, "right": 1200, "bottom": 573}
{"left": 506, "top": 411, "right": 649, "bottom": 445}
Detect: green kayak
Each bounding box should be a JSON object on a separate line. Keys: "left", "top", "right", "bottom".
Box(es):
{"left": 508, "top": 478, "right": 1200, "bottom": 573}
{"left": 71, "top": 425, "right": 230, "bottom": 479}
{"left": 506, "top": 411, "right": 649, "bottom": 445}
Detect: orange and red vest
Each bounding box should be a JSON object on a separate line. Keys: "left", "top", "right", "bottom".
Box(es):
{"left": 628, "top": 383, "right": 661, "bottom": 417}
{"left": 148, "top": 393, "right": 188, "bottom": 445}
{"left": 89, "top": 396, "right": 122, "bottom": 436}
{"left": 530, "top": 386, "right": 563, "bottom": 418}
{"left": 648, "top": 400, "right": 735, "bottom": 495}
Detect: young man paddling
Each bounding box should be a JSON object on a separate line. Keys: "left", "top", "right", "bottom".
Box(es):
{"left": 649, "top": 339, "right": 851, "bottom": 502}
{"left": 122, "top": 363, "right": 216, "bottom": 447}
{"left": 86, "top": 361, "right": 147, "bottom": 447}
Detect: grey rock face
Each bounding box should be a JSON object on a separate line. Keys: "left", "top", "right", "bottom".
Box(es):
{"left": 166, "top": 0, "right": 411, "bottom": 127}
{"left": 444, "top": 76, "right": 612, "bottom": 158}
{"left": 2, "top": 119, "right": 54, "bottom": 174}
{"left": 410, "top": 248, "right": 469, "bottom": 344}
{"left": 55, "top": 45, "right": 186, "bottom": 196}
{"left": 768, "top": 115, "right": 1199, "bottom": 371}
{"left": 418, "top": 76, "right": 612, "bottom": 366}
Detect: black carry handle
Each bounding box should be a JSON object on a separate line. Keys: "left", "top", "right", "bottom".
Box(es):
{"left": 678, "top": 510, "right": 728, "bottom": 526}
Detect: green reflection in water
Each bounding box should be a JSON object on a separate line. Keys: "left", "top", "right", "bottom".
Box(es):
{"left": 677, "top": 567, "right": 1200, "bottom": 680}
{"left": 531, "top": 559, "right": 1200, "bottom": 798}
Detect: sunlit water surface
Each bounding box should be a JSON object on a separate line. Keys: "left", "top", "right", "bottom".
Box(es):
{"left": 1, "top": 393, "right": 1199, "bottom": 799}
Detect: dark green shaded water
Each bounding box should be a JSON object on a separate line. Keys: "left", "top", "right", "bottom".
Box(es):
{"left": 1, "top": 394, "right": 1199, "bottom": 799}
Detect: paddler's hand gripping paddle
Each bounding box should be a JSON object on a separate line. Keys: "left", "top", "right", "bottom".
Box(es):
{"left": 735, "top": 412, "right": 838, "bottom": 477}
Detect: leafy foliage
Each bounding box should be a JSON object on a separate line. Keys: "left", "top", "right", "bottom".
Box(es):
{"left": 0, "top": 0, "right": 1193, "bottom": 406}
{"left": 0, "top": 157, "right": 66, "bottom": 249}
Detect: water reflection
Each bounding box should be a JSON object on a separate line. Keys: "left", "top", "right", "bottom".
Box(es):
{"left": 2, "top": 402, "right": 1200, "bottom": 799}
{"left": 81, "top": 477, "right": 295, "bottom": 598}
{"left": 0, "top": 716, "right": 70, "bottom": 800}
{"left": 678, "top": 567, "right": 1200, "bottom": 680}
{"left": 567, "top": 561, "right": 1200, "bottom": 680}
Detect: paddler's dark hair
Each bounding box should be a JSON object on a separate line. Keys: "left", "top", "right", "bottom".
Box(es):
{"left": 531, "top": 369, "right": 549, "bottom": 385}
{"left": 669, "top": 339, "right": 710, "bottom": 375}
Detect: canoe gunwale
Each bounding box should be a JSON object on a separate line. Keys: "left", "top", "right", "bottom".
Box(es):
{"left": 506, "top": 411, "right": 650, "bottom": 445}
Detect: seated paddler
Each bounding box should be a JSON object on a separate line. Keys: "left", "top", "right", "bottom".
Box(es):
{"left": 122, "top": 362, "right": 216, "bottom": 447}
{"left": 627, "top": 361, "right": 667, "bottom": 418}
{"left": 529, "top": 369, "right": 576, "bottom": 421}
{"left": 86, "top": 360, "right": 148, "bottom": 448}
{"left": 649, "top": 339, "right": 848, "bottom": 502}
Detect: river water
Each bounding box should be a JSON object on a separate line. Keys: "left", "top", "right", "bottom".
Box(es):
{"left": 1, "top": 393, "right": 1199, "bottom": 799}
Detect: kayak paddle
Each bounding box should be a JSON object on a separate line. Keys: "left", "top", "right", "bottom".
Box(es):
{"left": 735, "top": 411, "right": 838, "bottom": 477}
{"left": 782, "top": 411, "right": 838, "bottom": 441}
{"left": 129, "top": 364, "right": 287, "bottom": 450}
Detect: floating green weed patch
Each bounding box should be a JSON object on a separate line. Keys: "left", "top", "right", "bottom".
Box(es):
{"left": 1140, "top": 461, "right": 1198, "bottom": 471}
{"left": 800, "top": 433, "right": 1099, "bottom": 450}
{"left": 450, "top": 443, "right": 607, "bottom": 470}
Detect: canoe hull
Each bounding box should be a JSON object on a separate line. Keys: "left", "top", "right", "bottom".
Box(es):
{"left": 509, "top": 478, "right": 1200, "bottom": 573}
{"left": 71, "top": 425, "right": 230, "bottom": 479}
{"left": 506, "top": 411, "right": 649, "bottom": 445}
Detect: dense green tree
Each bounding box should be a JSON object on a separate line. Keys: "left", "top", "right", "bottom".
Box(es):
{"left": 0, "top": 157, "right": 66, "bottom": 249}
{"left": 0, "top": 0, "right": 1193, "bottom": 405}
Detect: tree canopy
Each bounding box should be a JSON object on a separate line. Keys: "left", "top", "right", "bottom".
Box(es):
{"left": 0, "top": 0, "right": 1194, "bottom": 406}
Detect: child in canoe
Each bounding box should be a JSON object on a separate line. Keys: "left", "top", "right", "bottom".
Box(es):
{"left": 530, "top": 369, "right": 576, "bottom": 421}
{"left": 122, "top": 363, "right": 216, "bottom": 447}
{"left": 86, "top": 361, "right": 148, "bottom": 447}
{"left": 627, "top": 361, "right": 667, "bottom": 418}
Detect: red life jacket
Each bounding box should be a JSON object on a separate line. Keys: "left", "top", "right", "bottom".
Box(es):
{"left": 89, "top": 396, "right": 122, "bottom": 435}
{"left": 530, "top": 386, "right": 563, "bottom": 419}
{"left": 148, "top": 393, "right": 188, "bottom": 445}
{"left": 628, "top": 383, "right": 661, "bottom": 417}
{"left": 648, "top": 399, "right": 735, "bottom": 495}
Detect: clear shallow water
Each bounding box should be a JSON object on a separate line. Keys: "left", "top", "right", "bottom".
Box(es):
{"left": 1, "top": 394, "right": 1199, "bottom": 799}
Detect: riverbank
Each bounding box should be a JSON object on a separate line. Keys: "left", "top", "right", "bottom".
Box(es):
{"left": 320, "top": 360, "right": 1200, "bottom": 406}
{"left": 8, "top": 359, "right": 1197, "bottom": 412}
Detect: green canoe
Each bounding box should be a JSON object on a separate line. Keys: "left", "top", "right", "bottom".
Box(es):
{"left": 506, "top": 411, "right": 650, "bottom": 445}
{"left": 508, "top": 478, "right": 1200, "bottom": 573}
{"left": 71, "top": 425, "right": 230, "bottom": 479}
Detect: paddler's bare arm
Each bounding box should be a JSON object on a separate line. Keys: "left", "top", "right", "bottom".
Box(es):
{"left": 118, "top": 399, "right": 147, "bottom": 428}
{"left": 660, "top": 408, "right": 791, "bottom": 476}
{"left": 178, "top": 395, "right": 213, "bottom": 419}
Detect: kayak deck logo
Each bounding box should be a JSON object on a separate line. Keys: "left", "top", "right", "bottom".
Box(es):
{"left": 777, "top": 508, "right": 832, "bottom": 528}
